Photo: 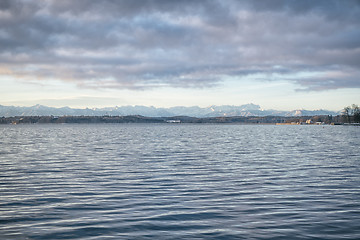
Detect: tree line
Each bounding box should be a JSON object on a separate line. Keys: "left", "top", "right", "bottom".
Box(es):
{"left": 343, "top": 104, "right": 360, "bottom": 123}
{"left": 0, "top": 114, "right": 357, "bottom": 125}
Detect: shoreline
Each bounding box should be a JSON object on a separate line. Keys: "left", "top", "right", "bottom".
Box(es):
{"left": 1, "top": 115, "right": 355, "bottom": 125}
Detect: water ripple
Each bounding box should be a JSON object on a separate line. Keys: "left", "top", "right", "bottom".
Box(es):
{"left": 1, "top": 124, "right": 360, "bottom": 239}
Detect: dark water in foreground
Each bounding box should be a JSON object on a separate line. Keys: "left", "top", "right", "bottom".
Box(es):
{"left": 0, "top": 124, "right": 359, "bottom": 240}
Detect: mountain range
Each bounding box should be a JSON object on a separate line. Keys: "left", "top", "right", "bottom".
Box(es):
{"left": 0, "top": 104, "right": 341, "bottom": 118}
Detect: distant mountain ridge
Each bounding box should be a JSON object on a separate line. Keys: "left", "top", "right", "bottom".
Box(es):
{"left": 0, "top": 104, "right": 340, "bottom": 118}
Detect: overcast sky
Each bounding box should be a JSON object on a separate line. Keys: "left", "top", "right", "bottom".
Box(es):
{"left": 0, "top": 0, "right": 359, "bottom": 110}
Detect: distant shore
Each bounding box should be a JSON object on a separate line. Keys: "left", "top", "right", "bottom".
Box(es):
{"left": 1, "top": 115, "right": 357, "bottom": 125}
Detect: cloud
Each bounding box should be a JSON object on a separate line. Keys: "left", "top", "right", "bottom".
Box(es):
{"left": 294, "top": 67, "right": 360, "bottom": 91}
{"left": 0, "top": 0, "right": 359, "bottom": 90}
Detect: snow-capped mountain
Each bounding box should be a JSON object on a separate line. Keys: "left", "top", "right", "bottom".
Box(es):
{"left": 0, "top": 104, "right": 340, "bottom": 117}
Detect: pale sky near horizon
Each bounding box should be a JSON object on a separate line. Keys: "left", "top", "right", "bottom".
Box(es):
{"left": 1, "top": 0, "right": 359, "bottom": 111}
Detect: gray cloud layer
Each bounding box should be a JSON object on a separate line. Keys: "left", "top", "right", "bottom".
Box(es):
{"left": 1, "top": 0, "right": 359, "bottom": 90}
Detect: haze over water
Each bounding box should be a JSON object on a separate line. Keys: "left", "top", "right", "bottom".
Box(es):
{"left": 1, "top": 124, "right": 360, "bottom": 239}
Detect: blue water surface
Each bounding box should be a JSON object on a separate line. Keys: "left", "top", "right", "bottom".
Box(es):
{"left": 0, "top": 124, "right": 359, "bottom": 239}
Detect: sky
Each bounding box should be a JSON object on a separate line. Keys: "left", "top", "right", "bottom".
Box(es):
{"left": 0, "top": 0, "right": 359, "bottom": 111}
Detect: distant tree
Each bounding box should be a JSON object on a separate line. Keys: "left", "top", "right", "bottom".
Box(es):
{"left": 343, "top": 104, "right": 360, "bottom": 123}
{"left": 352, "top": 104, "right": 360, "bottom": 123}
{"left": 343, "top": 106, "right": 351, "bottom": 123}
{"left": 327, "top": 115, "right": 332, "bottom": 124}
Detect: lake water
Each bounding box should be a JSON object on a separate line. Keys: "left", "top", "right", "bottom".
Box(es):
{"left": 1, "top": 124, "right": 359, "bottom": 239}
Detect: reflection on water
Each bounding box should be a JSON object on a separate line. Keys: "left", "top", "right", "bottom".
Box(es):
{"left": 1, "top": 124, "right": 360, "bottom": 239}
